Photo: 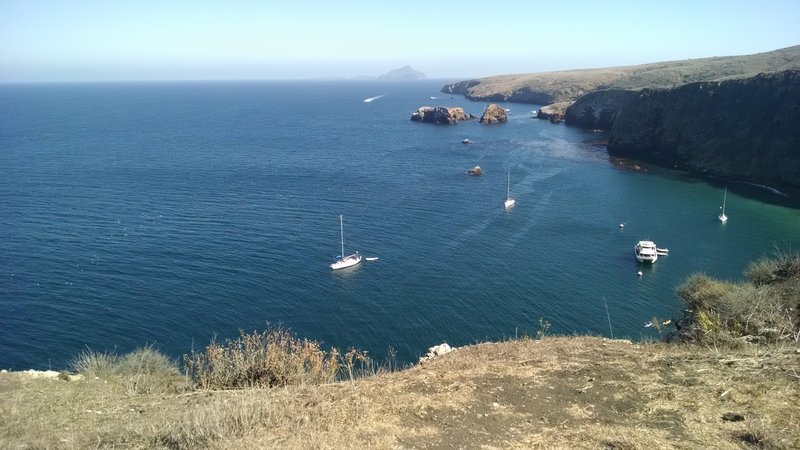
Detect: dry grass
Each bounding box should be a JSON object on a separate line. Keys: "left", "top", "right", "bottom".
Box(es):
{"left": 2, "top": 336, "right": 798, "bottom": 449}
{"left": 454, "top": 45, "right": 800, "bottom": 104}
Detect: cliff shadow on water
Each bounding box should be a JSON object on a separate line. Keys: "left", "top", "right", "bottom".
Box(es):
{"left": 561, "top": 71, "right": 800, "bottom": 204}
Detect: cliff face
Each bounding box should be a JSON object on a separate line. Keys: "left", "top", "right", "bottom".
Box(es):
{"left": 607, "top": 71, "right": 800, "bottom": 192}
{"left": 564, "top": 90, "right": 638, "bottom": 129}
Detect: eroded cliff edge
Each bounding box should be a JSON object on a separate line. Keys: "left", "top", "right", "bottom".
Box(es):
{"left": 603, "top": 71, "right": 800, "bottom": 193}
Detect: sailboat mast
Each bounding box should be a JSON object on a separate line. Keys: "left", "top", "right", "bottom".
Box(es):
{"left": 722, "top": 187, "right": 727, "bottom": 213}
{"left": 507, "top": 171, "right": 510, "bottom": 198}
{"left": 339, "top": 214, "right": 345, "bottom": 257}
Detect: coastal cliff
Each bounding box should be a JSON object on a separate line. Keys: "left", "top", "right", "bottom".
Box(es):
{"left": 606, "top": 71, "right": 800, "bottom": 193}
{"left": 442, "top": 45, "right": 800, "bottom": 105}
{"left": 442, "top": 46, "right": 800, "bottom": 194}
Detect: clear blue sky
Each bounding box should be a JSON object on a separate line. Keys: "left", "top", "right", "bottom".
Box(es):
{"left": 1, "top": 0, "right": 798, "bottom": 82}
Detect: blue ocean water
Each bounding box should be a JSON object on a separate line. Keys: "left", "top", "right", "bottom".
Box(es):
{"left": 1, "top": 80, "right": 799, "bottom": 370}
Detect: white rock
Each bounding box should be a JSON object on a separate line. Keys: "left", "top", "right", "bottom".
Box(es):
{"left": 428, "top": 343, "right": 452, "bottom": 356}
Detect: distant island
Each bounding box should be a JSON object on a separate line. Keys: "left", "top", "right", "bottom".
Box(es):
{"left": 379, "top": 65, "right": 427, "bottom": 81}
{"left": 441, "top": 46, "right": 800, "bottom": 196}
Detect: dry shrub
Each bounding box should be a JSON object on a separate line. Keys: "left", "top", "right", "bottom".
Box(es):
{"left": 69, "top": 345, "right": 187, "bottom": 394}
{"left": 183, "top": 326, "right": 350, "bottom": 390}
{"left": 746, "top": 248, "right": 800, "bottom": 286}
{"left": 677, "top": 254, "right": 799, "bottom": 345}
{"left": 118, "top": 344, "right": 188, "bottom": 394}
{"left": 69, "top": 348, "right": 119, "bottom": 378}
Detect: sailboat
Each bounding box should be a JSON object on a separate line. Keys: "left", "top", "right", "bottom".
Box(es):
{"left": 330, "top": 215, "right": 361, "bottom": 270}
{"left": 504, "top": 171, "right": 516, "bottom": 209}
{"left": 719, "top": 187, "right": 728, "bottom": 223}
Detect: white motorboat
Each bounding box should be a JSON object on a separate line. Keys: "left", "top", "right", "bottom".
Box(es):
{"left": 635, "top": 240, "right": 658, "bottom": 263}
{"left": 330, "top": 215, "right": 362, "bottom": 270}
{"left": 719, "top": 187, "right": 728, "bottom": 223}
{"left": 504, "top": 171, "right": 516, "bottom": 209}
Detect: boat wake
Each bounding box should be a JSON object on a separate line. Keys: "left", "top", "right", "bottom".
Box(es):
{"left": 363, "top": 95, "right": 385, "bottom": 103}
{"left": 745, "top": 182, "right": 788, "bottom": 197}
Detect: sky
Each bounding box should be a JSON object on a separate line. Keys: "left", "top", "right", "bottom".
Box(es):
{"left": 1, "top": 0, "right": 799, "bottom": 82}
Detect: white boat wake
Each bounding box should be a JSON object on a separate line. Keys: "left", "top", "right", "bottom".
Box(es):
{"left": 363, "top": 95, "right": 385, "bottom": 103}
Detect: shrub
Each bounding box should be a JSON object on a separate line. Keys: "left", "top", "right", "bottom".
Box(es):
{"left": 118, "top": 344, "right": 179, "bottom": 376}
{"left": 69, "top": 348, "right": 119, "bottom": 378}
{"left": 745, "top": 248, "right": 800, "bottom": 286}
{"left": 183, "top": 325, "right": 348, "bottom": 390}
{"left": 676, "top": 257, "right": 799, "bottom": 345}
{"left": 119, "top": 344, "right": 188, "bottom": 394}
{"left": 745, "top": 257, "right": 777, "bottom": 286}
{"left": 676, "top": 274, "right": 731, "bottom": 312}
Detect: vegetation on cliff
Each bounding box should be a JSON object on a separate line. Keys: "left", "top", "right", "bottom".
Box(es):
{"left": 442, "top": 45, "right": 800, "bottom": 105}
{"left": 1, "top": 252, "right": 798, "bottom": 448}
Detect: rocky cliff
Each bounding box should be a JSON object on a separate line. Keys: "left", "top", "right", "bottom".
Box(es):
{"left": 606, "top": 71, "right": 800, "bottom": 193}
{"left": 564, "top": 90, "right": 637, "bottom": 129}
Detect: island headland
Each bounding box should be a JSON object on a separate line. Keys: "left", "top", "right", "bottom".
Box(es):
{"left": 441, "top": 46, "right": 800, "bottom": 195}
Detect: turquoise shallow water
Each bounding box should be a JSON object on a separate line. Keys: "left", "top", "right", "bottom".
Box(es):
{"left": 1, "top": 80, "right": 799, "bottom": 369}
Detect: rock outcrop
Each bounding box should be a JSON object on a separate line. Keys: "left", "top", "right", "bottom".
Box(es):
{"left": 607, "top": 70, "right": 800, "bottom": 193}
{"left": 479, "top": 104, "right": 507, "bottom": 124}
{"left": 411, "top": 106, "right": 472, "bottom": 124}
{"left": 565, "top": 90, "right": 638, "bottom": 129}
{"left": 536, "top": 102, "right": 571, "bottom": 123}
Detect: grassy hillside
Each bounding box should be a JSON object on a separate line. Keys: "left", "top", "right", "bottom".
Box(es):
{"left": 442, "top": 45, "right": 800, "bottom": 104}
{"left": 2, "top": 252, "right": 798, "bottom": 449}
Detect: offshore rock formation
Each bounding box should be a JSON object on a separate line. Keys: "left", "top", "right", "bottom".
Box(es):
{"left": 479, "top": 104, "right": 507, "bottom": 124}
{"left": 607, "top": 71, "right": 800, "bottom": 193}
{"left": 411, "top": 106, "right": 472, "bottom": 124}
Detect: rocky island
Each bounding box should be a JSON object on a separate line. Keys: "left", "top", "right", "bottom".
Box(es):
{"left": 379, "top": 65, "right": 427, "bottom": 81}
{"left": 410, "top": 106, "right": 473, "bottom": 124}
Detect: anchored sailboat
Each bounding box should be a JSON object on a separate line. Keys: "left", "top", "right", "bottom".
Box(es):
{"left": 330, "top": 215, "right": 361, "bottom": 270}
{"left": 504, "top": 171, "right": 516, "bottom": 209}
{"left": 719, "top": 187, "right": 728, "bottom": 223}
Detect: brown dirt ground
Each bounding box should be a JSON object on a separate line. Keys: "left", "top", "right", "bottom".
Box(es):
{"left": 2, "top": 336, "right": 799, "bottom": 449}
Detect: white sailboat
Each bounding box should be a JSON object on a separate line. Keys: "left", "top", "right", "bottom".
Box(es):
{"left": 719, "top": 187, "right": 728, "bottom": 223}
{"left": 330, "top": 215, "right": 361, "bottom": 270}
{"left": 504, "top": 171, "right": 516, "bottom": 209}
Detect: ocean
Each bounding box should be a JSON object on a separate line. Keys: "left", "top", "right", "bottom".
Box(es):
{"left": 1, "top": 80, "right": 798, "bottom": 370}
